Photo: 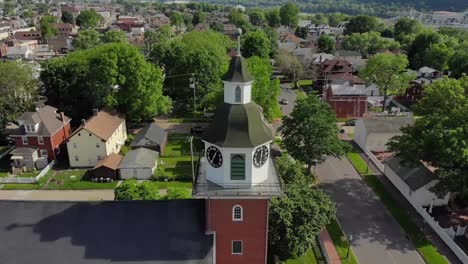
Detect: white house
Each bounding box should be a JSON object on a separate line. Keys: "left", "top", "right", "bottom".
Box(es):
{"left": 6, "top": 46, "right": 33, "bottom": 60}
{"left": 354, "top": 116, "right": 414, "bottom": 152}
{"left": 384, "top": 156, "right": 450, "bottom": 206}
{"left": 119, "top": 148, "right": 158, "bottom": 180}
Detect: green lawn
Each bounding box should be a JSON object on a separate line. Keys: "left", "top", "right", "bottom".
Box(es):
{"left": 2, "top": 184, "right": 40, "bottom": 190}
{"left": 41, "top": 169, "right": 117, "bottom": 190}
{"left": 290, "top": 80, "right": 313, "bottom": 88}
{"left": 346, "top": 151, "right": 448, "bottom": 264}
{"left": 0, "top": 171, "right": 8, "bottom": 178}
{"left": 167, "top": 118, "right": 211, "bottom": 123}
{"left": 336, "top": 118, "right": 353, "bottom": 122}
{"left": 326, "top": 218, "right": 359, "bottom": 264}
{"left": 285, "top": 249, "right": 318, "bottom": 264}
{"left": 346, "top": 152, "right": 373, "bottom": 175}
{"left": 295, "top": 90, "right": 307, "bottom": 99}
{"left": 150, "top": 181, "right": 192, "bottom": 189}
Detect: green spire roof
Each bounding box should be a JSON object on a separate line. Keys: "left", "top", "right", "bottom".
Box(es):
{"left": 222, "top": 55, "right": 254, "bottom": 83}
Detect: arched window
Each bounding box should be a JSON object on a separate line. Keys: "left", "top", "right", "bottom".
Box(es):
{"left": 233, "top": 205, "right": 243, "bottom": 221}
{"left": 231, "top": 154, "right": 245, "bottom": 180}
{"left": 235, "top": 86, "right": 242, "bottom": 103}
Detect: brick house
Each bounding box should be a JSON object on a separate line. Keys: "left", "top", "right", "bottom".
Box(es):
{"left": 315, "top": 58, "right": 355, "bottom": 92}
{"left": 324, "top": 81, "right": 368, "bottom": 118}
{"left": 52, "top": 23, "right": 78, "bottom": 37}
{"left": 9, "top": 105, "right": 72, "bottom": 162}
{"left": 395, "top": 67, "right": 444, "bottom": 107}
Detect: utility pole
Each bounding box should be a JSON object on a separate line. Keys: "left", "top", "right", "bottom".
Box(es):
{"left": 189, "top": 73, "right": 196, "bottom": 118}
{"left": 189, "top": 136, "right": 195, "bottom": 185}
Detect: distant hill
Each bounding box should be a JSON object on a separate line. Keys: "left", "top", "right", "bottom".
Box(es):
{"left": 199, "top": 0, "right": 468, "bottom": 17}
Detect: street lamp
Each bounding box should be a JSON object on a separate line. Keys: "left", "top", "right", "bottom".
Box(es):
{"left": 346, "top": 234, "right": 353, "bottom": 259}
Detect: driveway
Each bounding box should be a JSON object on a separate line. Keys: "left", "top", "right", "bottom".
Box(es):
{"left": 316, "top": 157, "right": 426, "bottom": 264}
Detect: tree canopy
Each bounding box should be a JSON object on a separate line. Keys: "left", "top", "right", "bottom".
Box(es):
{"left": 242, "top": 30, "right": 271, "bottom": 58}
{"left": 114, "top": 179, "right": 190, "bottom": 200}
{"left": 72, "top": 29, "right": 100, "bottom": 50}
{"left": 279, "top": 2, "right": 300, "bottom": 27}
{"left": 280, "top": 95, "right": 351, "bottom": 173}
{"left": 61, "top": 10, "right": 75, "bottom": 24}
{"left": 318, "top": 34, "right": 336, "bottom": 54}
{"left": 76, "top": 9, "right": 102, "bottom": 28}
{"left": 276, "top": 49, "right": 304, "bottom": 89}
{"left": 101, "top": 29, "right": 128, "bottom": 44}
{"left": 345, "top": 15, "right": 380, "bottom": 34}
{"left": 192, "top": 11, "right": 207, "bottom": 25}
{"left": 0, "top": 61, "right": 37, "bottom": 132}
{"left": 266, "top": 8, "right": 281, "bottom": 28}
{"left": 41, "top": 43, "right": 171, "bottom": 123}
{"left": 360, "top": 53, "right": 414, "bottom": 112}
{"left": 388, "top": 77, "right": 468, "bottom": 198}
{"left": 342, "top": 31, "right": 400, "bottom": 57}
{"left": 269, "top": 156, "right": 336, "bottom": 260}
{"left": 40, "top": 15, "right": 58, "bottom": 40}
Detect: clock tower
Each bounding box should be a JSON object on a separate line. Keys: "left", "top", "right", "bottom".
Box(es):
{"left": 193, "top": 44, "right": 283, "bottom": 263}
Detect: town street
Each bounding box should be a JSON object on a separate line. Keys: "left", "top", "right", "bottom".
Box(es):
{"left": 0, "top": 190, "right": 115, "bottom": 201}
{"left": 316, "top": 157, "right": 426, "bottom": 264}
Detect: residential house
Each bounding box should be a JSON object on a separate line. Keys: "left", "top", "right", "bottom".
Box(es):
{"left": 67, "top": 108, "right": 127, "bottom": 168}
{"left": 315, "top": 58, "right": 354, "bottom": 91}
{"left": 6, "top": 46, "right": 33, "bottom": 60}
{"left": 324, "top": 81, "right": 368, "bottom": 118}
{"left": 8, "top": 105, "right": 72, "bottom": 163}
{"left": 312, "top": 53, "right": 335, "bottom": 65}
{"left": 335, "top": 50, "right": 367, "bottom": 73}
{"left": 92, "top": 153, "right": 123, "bottom": 180}
{"left": 119, "top": 148, "right": 158, "bottom": 180}
{"left": 354, "top": 116, "right": 414, "bottom": 152}
{"left": 148, "top": 13, "right": 170, "bottom": 28}
{"left": 115, "top": 17, "right": 144, "bottom": 35}
{"left": 384, "top": 155, "right": 449, "bottom": 207}
{"left": 52, "top": 23, "right": 77, "bottom": 37}
{"left": 13, "top": 30, "right": 42, "bottom": 43}
{"left": 0, "top": 25, "right": 9, "bottom": 40}
{"left": 395, "top": 66, "right": 443, "bottom": 107}
{"left": 130, "top": 123, "right": 167, "bottom": 153}
{"left": 9, "top": 146, "right": 41, "bottom": 173}
{"left": 278, "top": 33, "right": 304, "bottom": 52}
{"left": 223, "top": 23, "right": 238, "bottom": 40}
{"left": 292, "top": 47, "right": 313, "bottom": 65}
{"left": 48, "top": 37, "right": 73, "bottom": 53}
{"left": 60, "top": 4, "right": 81, "bottom": 17}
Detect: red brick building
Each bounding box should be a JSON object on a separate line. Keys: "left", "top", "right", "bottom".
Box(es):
{"left": 9, "top": 105, "right": 72, "bottom": 161}
{"left": 194, "top": 54, "right": 283, "bottom": 263}
{"left": 325, "top": 81, "right": 368, "bottom": 118}
{"left": 395, "top": 67, "right": 443, "bottom": 107}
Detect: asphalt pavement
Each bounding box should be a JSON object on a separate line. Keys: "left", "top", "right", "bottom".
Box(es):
{"left": 316, "top": 157, "right": 426, "bottom": 264}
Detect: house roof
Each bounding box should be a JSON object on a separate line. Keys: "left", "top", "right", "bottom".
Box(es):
{"left": 331, "top": 82, "right": 367, "bottom": 96}
{"left": 10, "top": 146, "right": 37, "bottom": 155}
{"left": 130, "top": 123, "right": 167, "bottom": 149}
{"left": 280, "top": 33, "right": 303, "bottom": 44}
{"left": 52, "top": 23, "right": 74, "bottom": 29}
{"left": 335, "top": 50, "right": 362, "bottom": 57}
{"left": 361, "top": 116, "right": 414, "bottom": 134}
{"left": 119, "top": 148, "right": 158, "bottom": 169}
{"left": 386, "top": 156, "right": 435, "bottom": 191}
{"left": 222, "top": 55, "right": 253, "bottom": 83}
{"left": 77, "top": 108, "right": 125, "bottom": 141}
{"left": 322, "top": 59, "right": 353, "bottom": 72}
{"left": 418, "top": 66, "right": 437, "bottom": 74}
{"left": 93, "top": 153, "right": 123, "bottom": 170}
{"left": 202, "top": 102, "right": 274, "bottom": 148}
{"left": 11, "top": 105, "right": 71, "bottom": 136}
{"left": 0, "top": 200, "right": 214, "bottom": 264}
{"left": 7, "top": 46, "right": 30, "bottom": 55}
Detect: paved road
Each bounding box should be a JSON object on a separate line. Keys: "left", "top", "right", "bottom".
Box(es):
{"left": 278, "top": 83, "right": 296, "bottom": 117}
{"left": 316, "top": 157, "right": 426, "bottom": 264}
{"left": 0, "top": 190, "right": 115, "bottom": 201}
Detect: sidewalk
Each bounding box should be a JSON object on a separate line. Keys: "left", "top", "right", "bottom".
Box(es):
{"left": 319, "top": 229, "right": 342, "bottom": 264}
{"left": 0, "top": 190, "right": 115, "bottom": 201}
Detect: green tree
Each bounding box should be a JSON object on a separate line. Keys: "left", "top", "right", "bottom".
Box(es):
{"left": 276, "top": 49, "right": 304, "bottom": 89}
{"left": 360, "top": 53, "right": 414, "bottom": 112}
{"left": 248, "top": 10, "right": 266, "bottom": 26}
{"left": 41, "top": 43, "right": 171, "bottom": 123}
{"left": 426, "top": 42, "right": 454, "bottom": 71}
{"left": 242, "top": 30, "right": 271, "bottom": 58}
{"left": 229, "top": 9, "right": 251, "bottom": 32}
{"left": 448, "top": 42, "right": 468, "bottom": 78}
{"left": 269, "top": 156, "right": 336, "bottom": 260}
{"left": 294, "top": 26, "right": 308, "bottom": 39}
{"left": 40, "top": 15, "right": 58, "bottom": 40}
{"left": 345, "top": 15, "right": 379, "bottom": 34}
{"left": 61, "top": 10, "right": 75, "bottom": 24}
{"left": 388, "top": 77, "right": 468, "bottom": 198}
{"left": 342, "top": 31, "right": 399, "bottom": 57}
{"left": 280, "top": 95, "right": 350, "bottom": 173}
{"left": 318, "top": 34, "right": 336, "bottom": 54}
{"left": 101, "top": 29, "right": 127, "bottom": 44}
{"left": 170, "top": 11, "right": 184, "bottom": 27}
{"left": 247, "top": 56, "right": 281, "bottom": 121}
{"left": 192, "top": 11, "right": 206, "bottom": 25}
{"left": 36, "top": 3, "right": 48, "bottom": 14}
{"left": 23, "top": 8, "right": 33, "bottom": 18}
{"left": 0, "top": 62, "right": 37, "bottom": 132}
{"left": 72, "top": 29, "right": 100, "bottom": 50}
{"left": 279, "top": 2, "right": 300, "bottom": 27}
{"left": 266, "top": 8, "right": 280, "bottom": 28}
{"left": 393, "top": 17, "right": 423, "bottom": 44}
{"left": 165, "top": 187, "right": 191, "bottom": 199}
{"left": 114, "top": 179, "right": 161, "bottom": 200}
{"left": 76, "top": 9, "right": 102, "bottom": 28}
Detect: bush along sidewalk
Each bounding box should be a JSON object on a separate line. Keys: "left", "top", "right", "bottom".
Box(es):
{"left": 346, "top": 150, "right": 448, "bottom": 264}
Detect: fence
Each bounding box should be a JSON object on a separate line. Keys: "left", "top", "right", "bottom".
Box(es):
{"left": 0, "top": 160, "right": 54, "bottom": 184}
{"left": 383, "top": 161, "right": 468, "bottom": 263}
{"left": 355, "top": 142, "right": 385, "bottom": 173}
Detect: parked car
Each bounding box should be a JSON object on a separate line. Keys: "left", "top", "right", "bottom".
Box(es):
{"left": 190, "top": 126, "right": 203, "bottom": 134}
{"left": 345, "top": 120, "right": 355, "bottom": 126}
{"left": 281, "top": 98, "right": 289, "bottom": 105}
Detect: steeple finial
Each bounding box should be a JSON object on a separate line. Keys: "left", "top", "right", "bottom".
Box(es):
{"left": 237, "top": 28, "right": 242, "bottom": 56}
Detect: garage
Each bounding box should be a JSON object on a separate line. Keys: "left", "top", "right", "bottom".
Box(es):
{"left": 119, "top": 148, "right": 158, "bottom": 180}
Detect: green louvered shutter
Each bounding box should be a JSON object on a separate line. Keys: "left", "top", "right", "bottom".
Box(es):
{"left": 231, "top": 154, "right": 245, "bottom": 180}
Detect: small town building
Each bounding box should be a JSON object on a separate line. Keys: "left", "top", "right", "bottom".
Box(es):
{"left": 10, "top": 147, "right": 41, "bottom": 173}
{"left": 119, "top": 148, "right": 158, "bottom": 180}
{"left": 130, "top": 123, "right": 167, "bottom": 153}
{"left": 355, "top": 116, "right": 414, "bottom": 152}
{"left": 8, "top": 105, "right": 72, "bottom": 162}
{"left": 396, "top": 66, "right": 444, "bottom": 107}
{"left": 92, "top": 153, "right": 123, "bottom": 180}
{"left": 6, "top": 46, "right": 33, "bottom": 60}
{"left": 324, "top": 81, "right": 367, "bottom": 118}
{"left": 67, "top": 108, "right": 127, "bottom": 168}
{"left": 52, "top": 23, "right": 77, "bottom": 37}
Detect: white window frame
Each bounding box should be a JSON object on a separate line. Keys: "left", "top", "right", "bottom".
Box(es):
{"left": 40, "top": 149, "right": 48, "bottom": 158}
{"left": 74, "top": 155, "right": 79, "bottom": 161}
{"left": 38, "top": 136, "right": 44, "bottom": 145}
{"left": 96, "top": 143, "right": 100, "bottom": 148}
{"left": 73, "top": 142, "right": 77, "bottom": 148}
{"left": 22, "top": 136, "right": 28, "bottom": 144}
{"left": 232, "top": 240, "right": 243, "bottom": 255}
{"left": 232, "top": 205, "right": 243, "bottom": 221}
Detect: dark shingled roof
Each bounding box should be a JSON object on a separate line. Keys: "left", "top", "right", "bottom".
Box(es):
{"left": 202, "top": 102, "right": 274, "bottom": 148}
{"left": 386, "top": 156, "right": 435, "bottom": 191}
{"left": 119, "top": 148, "right": 159, "bottom": 169}
{"left": 222, "top": 55, "right": 254, "bottom": 83}
{"left": 130, "top": 123, "right": 167, "bottom": 149}
{"left": 0, "top": 200, "right": 213, "bottom": 264}
{"left": 10, "top": 105, "right": 71, "bottom": 136}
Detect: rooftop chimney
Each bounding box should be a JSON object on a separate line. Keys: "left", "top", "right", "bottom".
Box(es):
{"left": 93, "top": 109, "right": 99, "bottom": 116}
{"left": 59, "top": 112, "right": 65, "bottom": 123}
{"left": 81, "top": 119, "right": 86, "bottom": 126}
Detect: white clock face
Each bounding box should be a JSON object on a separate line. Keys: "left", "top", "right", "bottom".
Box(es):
{"left": 206, "top": 146, "right": 223, "bottom": 168}
{"left": 253, "top": 145, "right": 269, "bottom": 167}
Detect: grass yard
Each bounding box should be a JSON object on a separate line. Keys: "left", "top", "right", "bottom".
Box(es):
{"left": 326, "top": 218, "right": 359, "bottom": 264}
{"left": 41, "top": 169, "right": 117, "bottom": 190}
{"left": 2, "top": 184, "right": 40, "bottom": 190}
{"left": 168, "top": 118, "right": 211, "bottom": 123}
{"left": 290, "top": 80, "right": 313, "bottom": 88}
{"left": 295, "top": 89, "right": 307, "bottom": 99}
{"left": 336, "top": 118, "right": 353, "bottom": 122}
{"left": 284, "top": 249, "right": 318, "bottom": 264}
{"left": 346, "top": 151, "right": 448, "bottom": 264}
{"left": 150, "top": 181, "right": 192, "bottom": 189}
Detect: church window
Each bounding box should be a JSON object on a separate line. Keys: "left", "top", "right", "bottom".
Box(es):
{"left": 233, "top": 205, "right": 243, "bottom": 221}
